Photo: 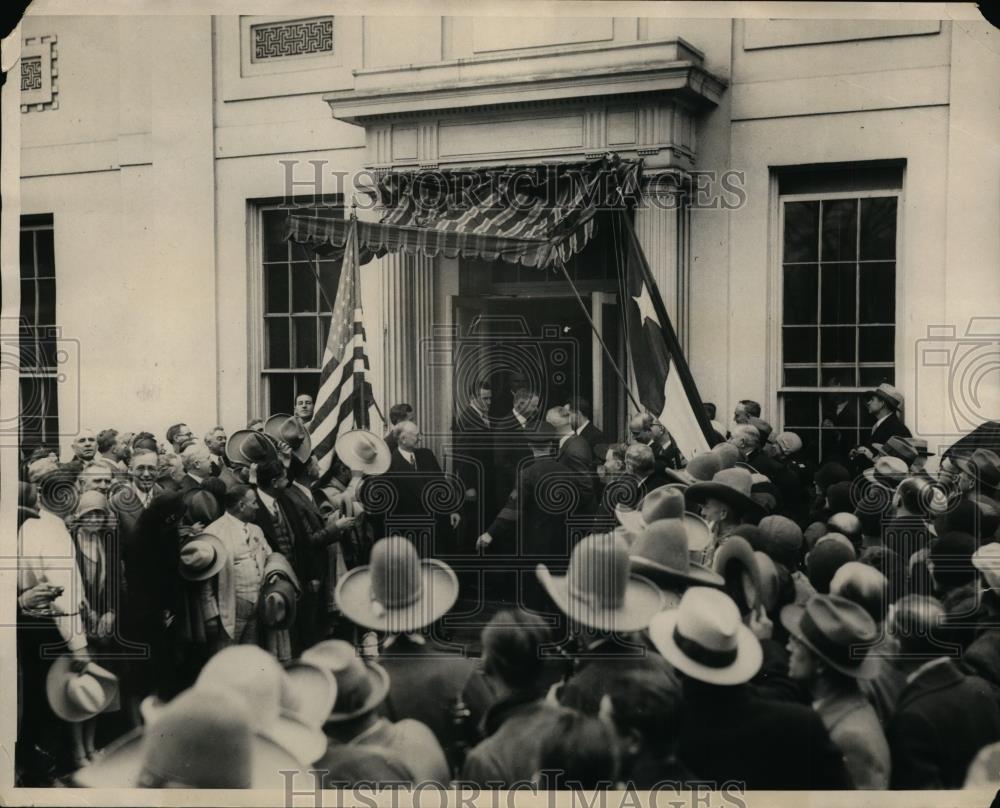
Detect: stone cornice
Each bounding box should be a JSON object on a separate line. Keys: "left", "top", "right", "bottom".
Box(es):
{"left": 324, "top": 38, "right": 726, "bottom": 125}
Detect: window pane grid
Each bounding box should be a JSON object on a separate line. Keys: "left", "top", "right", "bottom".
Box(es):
{"left": 260, "top": 204, "right": 342, "bottom": 414}
{"left": 779, "top": 193, "right": 898, "bottom": 464}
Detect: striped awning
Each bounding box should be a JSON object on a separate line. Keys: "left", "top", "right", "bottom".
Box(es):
{"left": 285, "top": 155, "right": 641, "bottom": 268}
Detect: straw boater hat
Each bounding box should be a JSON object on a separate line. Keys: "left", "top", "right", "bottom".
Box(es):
{"left": 712, "top": 535, "right": 763, "bottom": 616}
{"left": 335, "top": 429, "right": 391, "bottom": 475}
{"left": 264, "top": 414, "right": 313, "bottom": 463}
{"left": 335, "top": 535, "right": 459, "bottom": 633}
{"left": 46, "top": 657, "right": 119, "bottom": 722}
{"left": 195, "top": 645, "right": 328, "bottom": 766}
{"left": 74, "top": 686, "right": 299, "bottom": 788}
{"left": 648, "top": 587, "right": 763, "bottom": 686}
{"left": 536, "top": 532, "right": 664, "bottom": 633}
{"left": 865, "top": 383, "right": 904, "bottom": 411}
{"left": 629, "top": 518, "right": 725, "bottom": 598}
{"left": 685, "top": 468, "right": 766, "bottom": 521}
{"left": 302, "top": 640, "right": 391, "bottom": 723}
{"left": 780, "top": 594, "right": 880, "bottom": 679}
{"left": 177, "top": 532, "right": 228, "bottom": 581}
{"left": 226, "top": 429, "right": 280, "bottom": 467}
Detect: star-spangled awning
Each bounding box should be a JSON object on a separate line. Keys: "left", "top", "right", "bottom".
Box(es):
{"left": 285, "top": 155, "right": 641, "bottom": 269}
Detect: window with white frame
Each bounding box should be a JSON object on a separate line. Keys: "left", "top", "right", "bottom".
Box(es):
{"left": 257, "top": 200, "right": 343, "bottom": 416}
{"left": 778, "top": 168, "right": 901, "bottom": 466}
{"left": 19, "top": 214, "right": 59, "bottom": 457}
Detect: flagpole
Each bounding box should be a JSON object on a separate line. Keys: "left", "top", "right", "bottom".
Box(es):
{"left": 350, "top": 200, "right": 367, "bottom": 431}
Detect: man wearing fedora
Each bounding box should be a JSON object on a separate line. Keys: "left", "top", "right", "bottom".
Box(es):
{"left": 649, "top": 587, "right": 850, "bottom": 789}
{"left": 782, "top": 594, "right": 890, "bottom": 788}
{"left": 851, "top": 383, "right": 912, "bottom": 472}
{"left": 335, "top": 536, "right": 490, "bottom": 776}
{"left": 304, "top": 639, "right": 450, "bottom": 785}
{"left": 684, "top": 467, "right": 766, "bottom": 566}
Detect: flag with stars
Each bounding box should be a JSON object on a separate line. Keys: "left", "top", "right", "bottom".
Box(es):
{"left": 309, "top": 215, "right": 374, "bottom": 475}
{"left": 622, "top": 210, "right": 715, "bottom": 458}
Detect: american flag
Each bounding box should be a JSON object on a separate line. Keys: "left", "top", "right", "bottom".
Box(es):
{"left": 309, "top": 216, "right": 375, "bottom": 474}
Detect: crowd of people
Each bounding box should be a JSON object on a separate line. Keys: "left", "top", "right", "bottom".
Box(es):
{"left": 14, "top": 380, "right": 1000, "bottom": 791}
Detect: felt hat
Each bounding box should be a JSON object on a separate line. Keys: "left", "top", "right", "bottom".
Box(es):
{"left": 46, "top": 657, "right": 119, "bottom": 723}
{"left": 910, "top": 438, "right": 935, "bottom": 457}
{"left": 629, "top": 518, "right": 724, "bottom": 596}
{"left": 264, "top": 414, "right": 313, "bottom": 463}
{"left": 780, "top": 594, "right": 880, "bottom": 679}
{"left": 302, "top": 640, "right": 391, "bottom": 723}
{"left": 685, "top": 468, "right": 766, "bottom": 521}
{"left": 648, "top": 587, "right": 763, "bottom": 686}
{"left": 865, "top": 383, "right": 904, "bottom": 411}
{"left": 614, "top": 502, "right": 712, "bottom": 557}
{"left": 756, "top": 515, "right": 804, "bottom": 569}
{"left": 536, "top": 532, "right": 665, "bottom": 633}
{"left": 754, "top": 552, "right": 780, "bottom": 614}
{"left": 829, "top": 561, "right": 890, "bottom": 623}
{"left": 862, "top": 455, "right": 909, "bottom": 490}
{"left": 74, "top": 686, "right": 299, "bottom": 788}
{"left": 335, "top": 429, "right": 391, "bottom": 475}
{"left": 177, "top": 532, "right": 227, "bottom": 581}
{"left": 712, "top": 535, "right": 763, "bottom": 616}
{"left": 335, "top": 535, "right": 459, "bottom": 633}
{"left": 954, "top": 449, "right": 1000, "bottom": 492}
{"left": 826, "top": 512, "right": 862, "bottom": 548}
{"left": 875, "top": 436, "right": 920, "bottom": 468}
{"left": 196, "top": 645, "right": 327, "bottom": 766}
{"left": 284, "top": 660, "right": 337, "bottom": 731}
{"left": 806, "top": 535, "right": 857, "bottom": 594}
{"left": 711, "top": 442, "right": 742, "bottom": 470}
{"left": 226, "top": 429, "right": 280, "bottom": 467}
{"left": 663, "top": 453, "right": 721, "bottom": 487}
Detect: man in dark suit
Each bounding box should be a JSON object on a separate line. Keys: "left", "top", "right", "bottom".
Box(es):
{"left": 452, "top": 380, "right": 496, "bottom": 547}
{"left": 567, "top": 397, "right": 608, "bottom": 466}
{"left": 494, "top": 388, "right": 542, "bottom": 514}
{"left": 280, "top": 453, "right": 356, "bottom": 645}
{"left": 887, "top": 595, "right": 1000, "bottom": 789}
{"left": 548, "top": 405, "right": 596, "bottom": 506}
{"left": 381, "top": 421, "right": 461, "bottom": 557}
{"left": 629, "top": 412, "right": 684, "bottom": 472}
{"left": 852, "top": 384, "right": 912, "bottom": 473}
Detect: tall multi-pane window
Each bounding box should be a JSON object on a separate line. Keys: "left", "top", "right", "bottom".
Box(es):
{"left": 19, "top": 215, "right": 59, "bottom": 458}
{"left": 779, "top": 187, "right": 899, "bottom": 465}
{"left": 259, "top": 202, "right": 343, "bottom": 415}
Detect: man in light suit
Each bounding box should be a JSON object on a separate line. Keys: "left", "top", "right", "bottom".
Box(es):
{"left": 202, "top": 484, "right": 273, "bottom": 650}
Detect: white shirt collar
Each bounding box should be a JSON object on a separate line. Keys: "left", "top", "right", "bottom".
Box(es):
{"left": 905, "top": 655, "right": 950, "bottom": 685}
{"left": 257, "top": 488, "right": 277, "bottom": 513}
{"left": 398, "top": 447, "right": 415, "bottom": 464}
{"left": 575, "top": 418, "right": 590, "bottom": 435}
{"left": 873, "top": 413, "right": 891, "bottom": 432}
{"left": 292, "top": 480, "right": 313, "bottom": 499}
{"left": 558, "top": 433, "right": 572, "bottom": 450}
{"left": 187, "top": 471, "right": 204, "bottom": 484}
{"left": 513, "top": 410, "right": 528, "bottom": 428}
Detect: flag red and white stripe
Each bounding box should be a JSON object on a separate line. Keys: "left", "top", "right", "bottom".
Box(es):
{"left": 309, "top": 216, "right": 375, "bottom": 474}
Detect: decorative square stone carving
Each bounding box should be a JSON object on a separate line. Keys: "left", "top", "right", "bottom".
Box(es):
{"left": 250, "top": 17, "right": 334, "bottom": 62}
{"left": 21, "top": 34, "right": 58, "bottom": 112}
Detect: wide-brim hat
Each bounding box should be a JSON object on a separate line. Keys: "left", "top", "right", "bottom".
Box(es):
{"left": 780, "top": 599, "right": 881, "bottom": 680}
{"left": 875, "top": 436, "right": 919, "bottom": 467}
{"left": 335, "top": 556, "right": 459, "bottom": 633}
{"left": 865, "top": 383, "right": 903, "bottom": 411}
{"left": 284, "top": 660, "right": 338, "bottom": 730}
{"left": 177, "top": 532, "right": 228, "bottom": 581}
{"left": 629, "top": 519, "right": 724, "bottom": 592}
{"left": 615, "top": 506, "right": 712, "bottom": 556}
{"left": 953, "top": 449, "right": 1000, "bottom": 490}
{"left": 862, "top": 455, "right": 909, "bottom": 490}
{"left": 46, "top": 658, "right": 119, "bottom": 722}
{"left": 648, "top": 587, "right": 763, "bottom": 686}
{"left": 685, "top": 469, "right": 765, "bottom": 521}
{"left": 73, "top": 725, "right": 301, "bottom": 788}
{"left": 536, "top": 534, "right": 664, "bottom": 633}
{"left": 227, "top": 429, "right": 280, "bottom": 467}
{"left": 260, "top": 577, "right": 299, "bottom": 629}
{"left": 301, "top": 642, "right": 391, "bottom": 723}
{"left": 265, "top": 414, "right": 313, "bottom": 463}
{"left": 712, "top": 536, "right": 762, "bottom": 616}
{"left": 335, "top": 429, "right": 391, "bottom": 475}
